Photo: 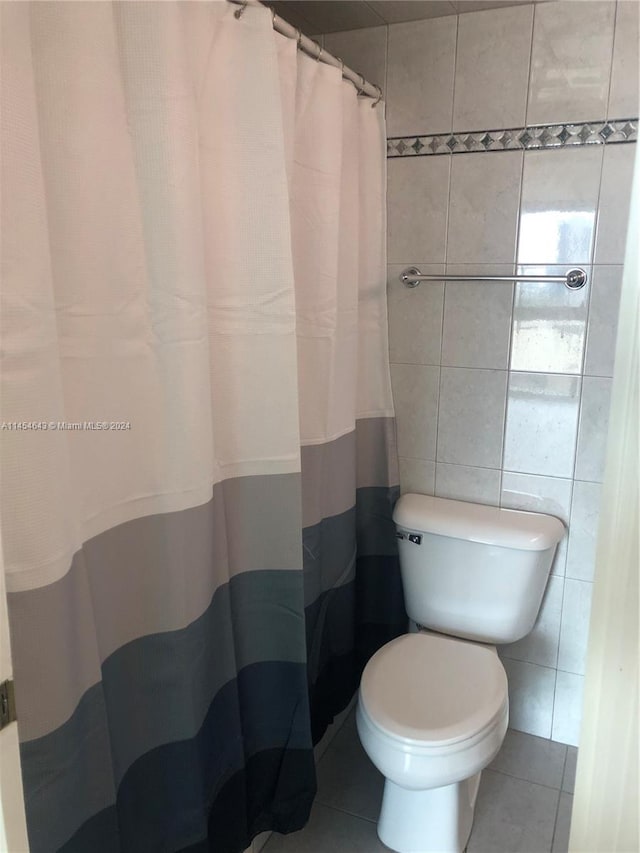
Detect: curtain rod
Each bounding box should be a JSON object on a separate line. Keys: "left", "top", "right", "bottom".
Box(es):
{"left": 226, "top": 0, "right": 383, "bottom": 103}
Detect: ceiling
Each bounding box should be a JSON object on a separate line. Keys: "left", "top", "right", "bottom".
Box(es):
{"left": 267, "top": 0, "right": 541, "bottom": 35}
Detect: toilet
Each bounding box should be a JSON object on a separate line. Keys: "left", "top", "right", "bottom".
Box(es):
{"left": 356, "top": 493, "right": 565, "bottom": 853}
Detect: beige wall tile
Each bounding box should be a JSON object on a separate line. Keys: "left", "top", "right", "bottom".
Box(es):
{"left": 558, "top": 578, "right": 593, "bottom": 676}
{"left": 552, "top": 671, "right": 584, "bottom": 746}
{"left": 527, "top": 1, "right": 616, "bottom": 125}
{"left": 387, "top": 16, "right": 457, "bottom": 136}
{"left": 447, "top": 151, "right": 523, "bottom": 264}
{"left": 390, "top": 363, "right": 440, "bottom": 459}
{"left": 434, "top": 462, "right": 501, "bottom": 505}
{"left": 518, "top": 147, "right": 603, "bottom": 266}
{"left": 387, "top": 264, "right": 444, "bottom": 365}
{"left": 594, "top": 143, "right": 636, "bottom": 265}
{"left": 584, "top": 266, "right": 623, "bottom": 377}
{"left": 608, "top": 0, "right": 640, "bottom": 118}
{"left": 565, "top": 480, "right": 602, "bottom": 582}
{"left": 436, "top": 367, "right": 508, "bottom": 467}
{"left": 510, "top": 265, "right": 590, "bottom": 375}
{"left": 453, "top": 5, "right": 533, "bottom": 132}
{"left": 503, "top": 372, "right": 581, "bottom": 478}
{"left": 441, "top": 267, "right": 514, "bottom": 369}
{"left": 398, "top": 457, "right": 436, "bottom": 495}
{"left": 387, "top": 156, "right": 450, "bottom": 263}
{"left": 575, "top": 376, "right": 612, "bottom": 483}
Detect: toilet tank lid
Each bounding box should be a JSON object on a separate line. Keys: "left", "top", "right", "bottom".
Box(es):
{"left": 393, "top": 494, "right": 565, "bottom": 551}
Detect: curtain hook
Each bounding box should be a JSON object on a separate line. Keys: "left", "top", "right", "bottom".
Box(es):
{"left": 356, "top": 73, "right": 366, "bottom": 95}
{"left": 371, "top": 84, "right": 383, "bottom": 108}
{"left": 337, "top": 56, "right": 345, "bottom": 76}
{"left": 314, "top": 43, "right": 323, "bottom": 62}
{"left": 271, "top": 6, "right": 276, "bottom": 24}
{"left": 296, "top": 28, "right": 303, "bottom": 49}
{"left": 234, "top": 1, "right": 248, "bottom": 19}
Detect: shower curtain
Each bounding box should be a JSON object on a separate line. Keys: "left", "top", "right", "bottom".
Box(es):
{"left": 0, "top": 2, "right": 404, "bottom": 852}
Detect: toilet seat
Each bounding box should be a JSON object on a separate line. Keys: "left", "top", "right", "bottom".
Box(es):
{"left": 359, "top": 632, "right": 508, "bottom": 749}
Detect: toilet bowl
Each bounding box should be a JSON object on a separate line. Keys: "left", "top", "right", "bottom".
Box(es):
{"left": 356, "top": 493, "right": 564, "bottom": 853}
{"left": 357, "top": 631, "right": 508, "bottom": 853}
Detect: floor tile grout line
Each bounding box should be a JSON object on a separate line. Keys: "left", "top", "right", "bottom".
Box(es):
{"left": 560, "top": 747, "right": 569, "bottom": 795}
{"left": 550, "top": 785, "right": 565, "bottom": 852}
{"left": 487, "top": 764, "right": 567, "bottom": 794}
{"left": 314, "top": 800, "right": 378, "bottom": 826}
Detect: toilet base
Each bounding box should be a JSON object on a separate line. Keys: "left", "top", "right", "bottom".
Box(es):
{"left": 377, "top": 772, "right": 481, "bottom": 853}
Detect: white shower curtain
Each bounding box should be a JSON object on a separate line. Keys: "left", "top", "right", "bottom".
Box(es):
{"left": 1, "top": 2, "right": 399, "bottom": 851}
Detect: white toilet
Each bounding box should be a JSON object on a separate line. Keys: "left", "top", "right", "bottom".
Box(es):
{"left": 356, "top": 493, "right": 565, "bottom": 853}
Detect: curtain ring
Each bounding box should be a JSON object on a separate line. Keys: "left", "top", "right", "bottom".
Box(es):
{"left": 337, "top": 56, "right": 345, "bottom": 77}
{"left": 356, "top": 73, "right": 366, "bottom": 95}
{"left": 296, "top": 29, "right": 303, "bottom": 49}
{"left": 271, "top": 6, "right": 276, "bottom": 24}
{"left": 371, "top": 84, "right": 383, "bottom": 108}
{"left": 314, "top": 43, "right": 323, "bottom": 62}
{"left": 233, "top": 1, "right": 248, "bottom": 19}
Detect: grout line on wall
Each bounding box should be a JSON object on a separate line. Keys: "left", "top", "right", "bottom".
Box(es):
{"left": 433, "top": 365, "right": 443, "bottom": 471}
{"left": 523, "top": 0, "right": 537, "bottom": 127}
{"left": 554, "top": 576, "right": 566, "bottom": 673}
{"left": 580, "top": 142, "right": 608, "bottom": 461}
{"left": 564, "top": 477, "right": 575, "bottom": 575}
{"left": 498, "top": 142, "right": 527, "bottom": 505}
{"left": 551, "top": 786, "right": 564, "bottom": 850}
{"left": 434, "top": 15, "right": 459, "bottom": 472}
{"left": 384, "top": 23, "right": 389, "bottom": 99}
{"left": 550, "top": 668, "right": 561, "bottom": 743}
{"left": 572, "top": 377, "right": 586, "bottom": 484}
{"left": 604, "top": 1, "right": 620, "bottom": 122}
{"left": 449, "top": 9, "right": 460, "bottom": 134}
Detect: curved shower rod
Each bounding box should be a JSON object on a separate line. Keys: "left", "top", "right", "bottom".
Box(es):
{"left": 400, "top": 267, "right": 588, "bottom": 290}
{"left": 227, "top": 0, "right": 383, "bottom": 103}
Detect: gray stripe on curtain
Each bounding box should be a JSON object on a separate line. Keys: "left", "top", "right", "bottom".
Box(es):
{"left": 8, "top": 473, "right": 301, "bottom": 744}
{"left": 354, "top": 417, "right": 399, "bottom": 489}
{"left": 303, "top": 488, "right": 401, "bottom": 610}
{"left": 300, "top": 417, "right": 399, "bottom": 530}
{"left": 301, "top": 417, "right": 404, "bottom": 741}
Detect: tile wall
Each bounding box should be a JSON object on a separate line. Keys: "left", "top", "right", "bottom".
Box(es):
{"left": 323, "top": 0, "right": 638, "bottom": 746}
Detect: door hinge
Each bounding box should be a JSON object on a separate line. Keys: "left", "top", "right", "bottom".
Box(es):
{"left": 0, "top": 679, "right": 17, "bottom": 730}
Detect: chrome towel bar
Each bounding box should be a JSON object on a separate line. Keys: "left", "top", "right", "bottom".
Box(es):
{"left": 400, "top": 267, "right": 587, "bottom": 290}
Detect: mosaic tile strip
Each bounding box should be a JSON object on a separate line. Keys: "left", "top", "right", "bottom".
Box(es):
{"left": 387, "top": 118, "right": 638, "bottom": 157}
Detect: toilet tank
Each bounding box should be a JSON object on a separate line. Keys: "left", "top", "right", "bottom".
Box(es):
{"left": 393, "top": 494, "right": 565, "bottom": 644}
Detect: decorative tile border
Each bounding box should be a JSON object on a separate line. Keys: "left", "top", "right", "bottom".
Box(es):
{"left": 387, "top": 118, "right": 638, "bottom": 157}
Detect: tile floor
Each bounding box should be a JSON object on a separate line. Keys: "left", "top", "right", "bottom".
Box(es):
{"left": 264, "top": 712, "right": 577, "bottom": 853}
